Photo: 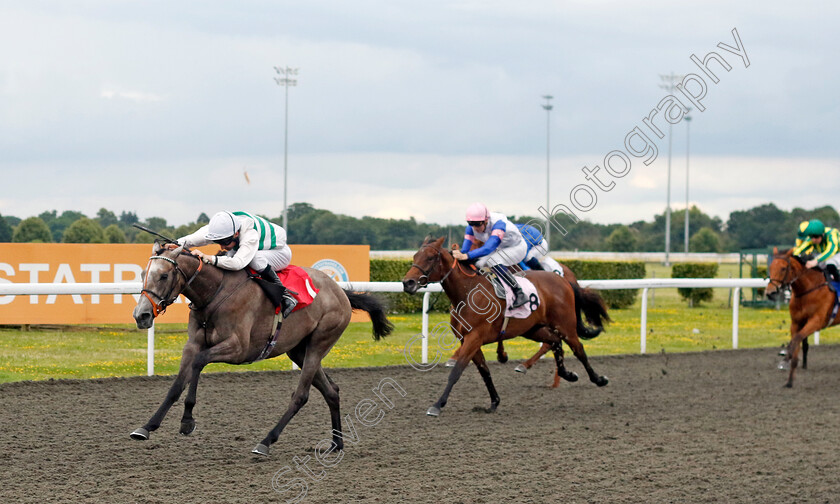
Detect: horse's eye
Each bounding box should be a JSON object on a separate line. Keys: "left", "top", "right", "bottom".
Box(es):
{"left": 160, "top": 274, "right": 168, "bottom": 281}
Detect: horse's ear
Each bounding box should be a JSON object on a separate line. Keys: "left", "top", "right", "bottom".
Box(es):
{"left": 152, "top": 241, "right": 164, "bottom": 255}
{"left": 172, "top": 244, "right": 184, "bottom": 256}
{"left": 773, "top": 246, "right": 778, "bottom": 255}
{"left": 433, "top": 236, "right": 445, "bottom": 248}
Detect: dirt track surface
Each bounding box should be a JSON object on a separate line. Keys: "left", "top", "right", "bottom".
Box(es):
{"left": 2, "top": 346, "right": 840, "bottom": 504}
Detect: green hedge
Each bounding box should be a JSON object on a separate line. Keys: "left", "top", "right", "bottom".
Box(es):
{"left": 560, "top": 260, "right": 646, "bottom": 309}
{"left": 672, "top": 262, "right": 719, "bottom": 306}
{"left": 371, "top": 258, "right": 645, "bottom": 312}
{"left": 370, "top": 259, "right": 452, "bottom": 313}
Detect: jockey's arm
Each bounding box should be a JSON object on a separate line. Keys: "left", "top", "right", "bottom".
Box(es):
{"left": 793, "top": 238, "right": 814, "bottom": 257}
{"left": 460, "top": 225, "right": 476, "bottom": 254}
{"left": 215, "top": 227, "right": 260, "bottom": 271}
{"left": 177, "top": 225, "right": 212, "bottom": 248}
{"left": 466, "top": 221, "right": 505, "bottom": 260}
{"left": 814, "top": 229, "right": 840, "bottom": 263}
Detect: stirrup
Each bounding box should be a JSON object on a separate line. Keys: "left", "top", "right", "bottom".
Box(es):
{"left": 281, "top": 293, "right": 297, "bottom": 318}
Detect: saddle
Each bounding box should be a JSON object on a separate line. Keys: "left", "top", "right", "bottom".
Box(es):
{"left": 246, "top": 265, "right": 319, "bottom": 362}
{"left": 819, "top": 270, "right": 840, "bottom": 326}
{"left": 247, "top": 265, "right": 318, "bottom": 314}
{"left": 481, "top": 268, "right": 540, "bottom": 318}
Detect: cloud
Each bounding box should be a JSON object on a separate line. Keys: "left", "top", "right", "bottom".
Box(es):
{"left": 100, "top": 89, "right": 165, "bottom": 102}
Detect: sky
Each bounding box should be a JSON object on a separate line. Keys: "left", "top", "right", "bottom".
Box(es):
{"left": 1, "top": 0, "right": 838, "bottom": 228}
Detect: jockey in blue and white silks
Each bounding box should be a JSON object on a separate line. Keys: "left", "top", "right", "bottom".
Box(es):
{"left": 516, "top": 223, "right": 549, "bottom": 271}
{"left": 176, "top": 210, "right": 296, "bottom": 316}
{"left": 452, "top": 202, "right": 528, "bottom": 308}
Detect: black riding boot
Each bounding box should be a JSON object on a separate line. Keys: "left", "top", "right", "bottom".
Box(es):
{"left": 260, "top": 266, "right": 298, "bottom": 318}
{"left": 827, "top": 264, "right": 840, "bottom": 283}
{"left": 524, "top": 257, "right": 545, "bottom": 271}
{"left": 492, "top": 265, "right": 528, "bottom": 308}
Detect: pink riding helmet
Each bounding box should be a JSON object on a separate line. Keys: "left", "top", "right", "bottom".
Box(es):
{"left": 465, "top": 202, "right": 489, "bottom": 222}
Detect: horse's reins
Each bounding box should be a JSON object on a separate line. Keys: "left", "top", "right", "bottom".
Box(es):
{"left": 768, "top": 255, "right": 827, "bottom": 299}
{"left": 410, "top": 244, "right": 475, "bottom": 288}
{"left": 141, "top": 253, "right": 204, "bottom": 317}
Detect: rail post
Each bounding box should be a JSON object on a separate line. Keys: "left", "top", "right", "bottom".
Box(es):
{"left": 422, "top": 291, "right": 430, "bottom": 364}
{"left": 640, "top": 287, "right": 649, "bottom": 354}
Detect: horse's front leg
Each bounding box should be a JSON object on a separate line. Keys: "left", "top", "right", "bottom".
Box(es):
{"left": 785, "top": 318, "right": 822, "bottom": 388}
{"left": 471, "top": 348, "right": 500, "bottom": 412}
{"left": 427, "top": 332, "right": 484, "bottom": 417}
{"left": 179, "top": 336, "right": 244, "bottom": 436}
{"left": 130, "top": 341, "right": 200, "bottom": 440}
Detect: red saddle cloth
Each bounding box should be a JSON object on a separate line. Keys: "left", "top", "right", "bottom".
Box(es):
{"left": 277, "top": 265, "right": 319, "bottom": 312}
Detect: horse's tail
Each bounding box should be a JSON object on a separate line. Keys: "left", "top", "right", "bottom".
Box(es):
{"left": 344, "top": 290, "right": 394, "bottom": 341}
{"left": 571, "top": 283, "right": 611, "bottom": 340}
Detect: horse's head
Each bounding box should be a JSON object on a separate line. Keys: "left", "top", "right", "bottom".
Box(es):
{"left": 402, "top": 236, "right": 448, "bottom": 294}
{"left": 766, "top": 247, "right": 802, "bottom": 301}
{"left": 133, "top": 243, "right": 188, "bottom": 329}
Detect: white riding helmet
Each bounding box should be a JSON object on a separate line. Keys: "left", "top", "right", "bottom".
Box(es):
{"left": 205, "top": 211, "right": 241, "bottom": 241}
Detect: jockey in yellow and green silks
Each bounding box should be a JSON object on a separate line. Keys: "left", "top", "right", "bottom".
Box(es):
{"left": 793, "top": 219, "right": 840, "bottom": 282}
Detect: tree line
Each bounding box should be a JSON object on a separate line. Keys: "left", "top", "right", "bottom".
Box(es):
{"left": 0, "top": 202, "right": 836, "bottom": 252}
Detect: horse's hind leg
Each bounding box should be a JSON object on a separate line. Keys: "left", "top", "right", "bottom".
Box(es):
{"left": 130, "top": 342, "right": 200, "bottom": 440}
{"left": 561, "top": 325, "right": 608, "bottom": 387}
{"left": 514, "top": 342, "right": 552, "bottom": 374}
{"left": 253, "top": 349, "right": 321, "bottom": 456}
{"left": 496, "top": 341, "right": 508, "bottom": 364}
{"left": 551, "top": 342, "right": 578, "bottom": 386}
{"left": 287, "top": 345, "right": 344, "bottom": 450}
{"left": 802, "top": 336, "right": 809, "bottom": 369}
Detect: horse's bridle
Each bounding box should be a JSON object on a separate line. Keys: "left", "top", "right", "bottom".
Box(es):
{"left": 141, "top": 253, "right": 204, "bottom": 317}
{"left": 767, "top": 255, "right": 796, "bottom": 291}
{"left": 409, "top": 244, "right": 458, "bottom": 287}
{"left": 768, "top": 254, "right": 825, "bottom": 298}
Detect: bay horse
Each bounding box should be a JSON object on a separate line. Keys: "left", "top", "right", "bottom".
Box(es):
{"left": 765, "top": 247, "right": 838, "bottom": 387}
{"left": 402, "top": 237, "right": 610, "bottom": 416}
{"left": 448, "top": 261, "right": 606, "bottom": 387}
{"left": 130, "top": 243, "right": 393, "bottom": 455}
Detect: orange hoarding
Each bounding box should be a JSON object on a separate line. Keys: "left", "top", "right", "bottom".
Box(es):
{"left": 0, "top": 244, "right": 369, "bottom": 324}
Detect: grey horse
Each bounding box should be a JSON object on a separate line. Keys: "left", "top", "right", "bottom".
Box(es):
{"left": 130, "top": 243, "right": 393, "bottom": 455}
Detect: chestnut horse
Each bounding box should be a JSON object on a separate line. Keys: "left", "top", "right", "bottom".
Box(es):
{"left": 402, "top": 237, "right": 610, "bottom": 416}
{"left": 765, "top": 248, "right": 839, "bottom": 387}
{"left": 131, "top": 243, "right": 393, "bottom": 455}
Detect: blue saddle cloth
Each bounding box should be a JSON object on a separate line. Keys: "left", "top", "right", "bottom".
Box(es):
{"left": 828, "top": 281, "right": 840, "bottom": 325}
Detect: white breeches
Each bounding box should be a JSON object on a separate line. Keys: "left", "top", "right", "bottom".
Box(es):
{"left": 247, "top": 247, "right": 292, "bottom": 271}
{"left": 476, "top": 240, "right": 528, "bottom": 269}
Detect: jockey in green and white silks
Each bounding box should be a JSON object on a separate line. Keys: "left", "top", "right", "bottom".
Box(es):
{"left": 793, "top": 219, "right": 840, "bottom": 282}
{"left": 177, "top": 210, "right": 296, "bottom": 316}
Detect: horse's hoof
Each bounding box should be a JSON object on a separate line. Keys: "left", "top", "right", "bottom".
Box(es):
{"left": 444, "top": 359, "right": 456, "bottom": 368}
{"left": 565, "top": 371, "right": 579, "bottom": 382}
{"left": 129, "top": 427, "right": 150, "bottom": 441}
{"left": 180, "top": 420, "right": 196, "bottom": 436}
{"left": 497, "top": 353, "right": 509, "bottom": 364}
{"left": 596, "top": 376, "right": 609, "bottom": 387}
{"left": 514, "top": 364, "right": 527, "bottom": 374}
{"left": 784, "top": 382, "right": 793, "bottom": 389}
{"left": 426, "top": 406, "right": 441, "bottom": 417}
{"left": 252, "top": 443, "right": 270, "bottom": 456}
